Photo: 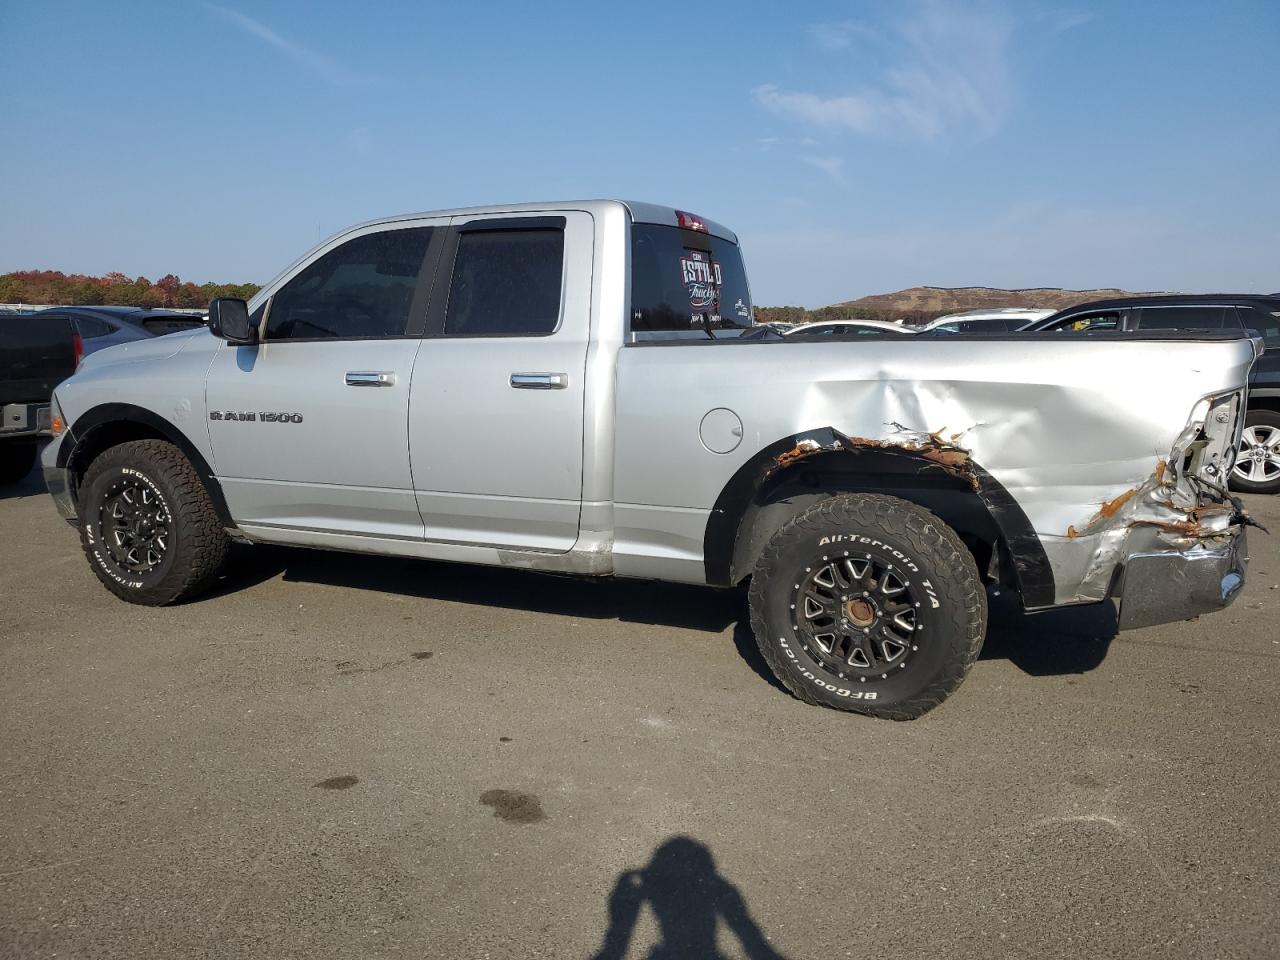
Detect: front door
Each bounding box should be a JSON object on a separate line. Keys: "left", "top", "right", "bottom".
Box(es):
{"left": 205, "top": 220, "right": 446, "bottom": 539}
{"left": 408, "top": 212, "right": 593, "bottom": 551}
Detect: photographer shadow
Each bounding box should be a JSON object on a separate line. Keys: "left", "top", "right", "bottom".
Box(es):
{"left": 590, "top": 835, "right": 789, "bottom": 960}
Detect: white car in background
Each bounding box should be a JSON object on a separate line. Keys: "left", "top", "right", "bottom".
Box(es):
{"left": 920, "top": 308, "right": 1055, "bottom": 334}
{"left": 783, "top": 318, "right": 914, "bottom": 338}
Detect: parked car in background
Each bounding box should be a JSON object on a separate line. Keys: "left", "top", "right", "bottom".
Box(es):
{"left": 1, "top": 313, "right": 78, "bottom": 483}
{"left": 919, "top": 308, "right": 1055, "bottom": 334}
{"left": 784, "top": 319, "right": 913, "bottom": 338}
{"left": 1025, "top": 295, "right": 1280, "bottom": 494}
{"left": 30, "top": 306, "right": 205, "bottom": 357}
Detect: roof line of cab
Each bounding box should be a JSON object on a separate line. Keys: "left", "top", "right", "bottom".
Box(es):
{"left": 334, "top": 199, "right": 739, "bottom": 244}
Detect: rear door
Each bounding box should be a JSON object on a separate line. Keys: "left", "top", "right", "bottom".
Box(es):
{"left": 205, "top": 220, "right": 447, "bottom": 539}
{"left": 408, "top": 212, "right": 593, "bottom": 551}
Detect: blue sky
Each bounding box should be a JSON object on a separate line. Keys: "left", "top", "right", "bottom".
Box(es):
{"left": 1, "top": 0, "right": 1277, "bottom": 306}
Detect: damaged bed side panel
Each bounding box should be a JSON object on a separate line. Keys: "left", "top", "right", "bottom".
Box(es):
{"left": 611, "top": 335, "right": 1258, "bottom": 606}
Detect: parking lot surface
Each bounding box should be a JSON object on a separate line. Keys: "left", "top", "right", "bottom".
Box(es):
{"left": 2, "top": 463, "right": 1278, "bottom": 959}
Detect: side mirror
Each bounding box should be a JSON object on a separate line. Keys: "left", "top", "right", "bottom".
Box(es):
{"left": 207, "top": 298, "right": 256, "bottom": 344}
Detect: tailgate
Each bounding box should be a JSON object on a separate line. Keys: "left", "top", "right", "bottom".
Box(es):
{"left": 0, "top": 315, "right": 77, "bottom": 404}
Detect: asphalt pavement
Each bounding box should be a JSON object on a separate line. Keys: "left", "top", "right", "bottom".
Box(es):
{"left": 2, "top": 461, "right": 1277, "bottom": 959}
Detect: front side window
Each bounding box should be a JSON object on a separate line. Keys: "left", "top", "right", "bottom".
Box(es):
{"left": 630, "top": 223, "right": 752, "bottom": 339}
{"left": 443, "top": 228, "right": 564, "bottom": 337}
{"left": 263, "top": 227, "right": 433, "bottom": 341}
{"left": 1137, "top": 306, "right": 1226, "bottom": 330}
{"left": 1048, "top": 310, "right": 1122, "bottom": 332}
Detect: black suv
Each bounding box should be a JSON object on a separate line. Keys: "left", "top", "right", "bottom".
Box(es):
{"left": 1025, "top": 295, "right": 1280, "bottom": 494}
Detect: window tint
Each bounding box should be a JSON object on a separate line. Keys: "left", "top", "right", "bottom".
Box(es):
{"left": 630, "top": 224, "right": 753, "bottom": 339}
{"left": 142, "top": 317, "right": 204, "bottom": 336}
{"left": 1048, "top": 311, "right": 1122, "bottom": 332}
{"left": 442, "top": 229, "right": 563, "bottom": 337}
{"left": 74, "top": 316, "right": 114, "bottom": 339}
{"left": 1238, "top": 305, "right": 1280, "bottom": 346}
{"left": 263, "top": 227, "right": 432, "bottom": 341}
{"left": 1137, "top": 306, "right": 1226, "bottom": 330}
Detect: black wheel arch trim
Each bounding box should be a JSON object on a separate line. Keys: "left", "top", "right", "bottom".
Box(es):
{"left": 702, "top": 426, "right": 1056, "bottom": 608}
{"left": 60, "top": 403, "right": 234, "bottom": 528}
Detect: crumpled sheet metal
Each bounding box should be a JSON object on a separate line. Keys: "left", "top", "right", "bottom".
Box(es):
{"left": 763, "top": 415, "right": 1252, "bottom": 607}
{"left": 1061, "top": 416, "right": 1252, "bottom": 603}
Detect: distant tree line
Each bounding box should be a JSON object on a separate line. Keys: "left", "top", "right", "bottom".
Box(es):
{"left": 0, "top": 271, "right": 261, "bottom": 309}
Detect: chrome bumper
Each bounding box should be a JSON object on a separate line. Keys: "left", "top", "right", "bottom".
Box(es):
{"left": 1115, "top": 530, "right": 1247, "bottom": 630}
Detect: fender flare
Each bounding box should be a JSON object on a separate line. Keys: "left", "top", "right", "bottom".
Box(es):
{"left": 60, "top": 402, "right": 234, "bottom": 528}
{"left": 702, "top": 426, "right": 1056, "bottom": 608}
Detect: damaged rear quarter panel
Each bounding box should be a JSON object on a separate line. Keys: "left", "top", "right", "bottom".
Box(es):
{"left": 612, "top": 335, "right": 1256, "bottom": 603}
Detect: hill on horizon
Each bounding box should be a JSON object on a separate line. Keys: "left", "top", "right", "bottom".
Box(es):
{"left": 756, "top": 286, "right": 1174, "bottom": 326}
{"left": 835, "top": 285, "right": 1173, "bottom": 318}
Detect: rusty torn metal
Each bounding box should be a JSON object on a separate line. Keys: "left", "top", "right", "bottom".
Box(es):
{"left": 767, "top": 423, "right": 979, "bottom": 489}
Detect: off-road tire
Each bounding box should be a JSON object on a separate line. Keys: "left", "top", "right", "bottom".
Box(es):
{"left": 78, "top": 439, "right": 229, "bottom": 605}
{"left": 0, "top": 439, "right": 38, "bottom": 485}
{"left": 749, "top": 493, "right": 986, "bottom": 719}
{"left": 1229, "top": 409, "right": 1280, "bottom": 495}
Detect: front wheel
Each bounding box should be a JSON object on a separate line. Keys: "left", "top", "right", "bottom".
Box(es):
{"left": 1230, "top": 409, "right": 1280, "bottom": 495}
{"left": 78, "top": 439, "right": 230, "bottom": 605}
{"left": 749, "top": 494, "right": 987, "bottom": 719}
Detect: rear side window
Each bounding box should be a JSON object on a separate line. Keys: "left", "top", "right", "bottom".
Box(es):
{"left": 263, "top": 227, "right": 433, "bottom": 341}
{"left": 74, "top": 316, "right": 114, "bottom": 339}
{"left": 142, "top": 317, "right": 203, "bottom": 336}
{"left": 443, "top": 228, "right": 564, "bottom": 337}
{"left": 1137, "top": 306, "right": 1226, "bottom": 330}
{"left": 630, "top": 223, "right": 752, "bottom": 339}
{"left": 1238, "top": 305, "right": 1280, "bottom": 347}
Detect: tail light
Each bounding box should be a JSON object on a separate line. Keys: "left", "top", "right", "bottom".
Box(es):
{"left": 675, "top": 210, "right": 708, "bottom": 232}
{"left": 72, "top": 333, "right": 84, "bottom": 366}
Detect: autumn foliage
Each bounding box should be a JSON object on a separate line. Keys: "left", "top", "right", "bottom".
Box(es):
{"left": 0, "top": 271, "right": 260, "bottom": 309}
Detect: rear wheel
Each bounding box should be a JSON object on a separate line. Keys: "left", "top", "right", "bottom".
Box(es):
{"left": 78, "top": 439, "right": 229, "bottom": 605}
{"left": 1230, "top": 409, "right": 1280, "bottom": 495}
{"left": 0, "top": 439, "right": 38, "bottom": 485}
{"left": 748, "top": 494, "right": 986, "bottom": 719}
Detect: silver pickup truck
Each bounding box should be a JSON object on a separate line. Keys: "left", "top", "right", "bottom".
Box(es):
{"left": 41, "top": 200, "right": 1256, "bottom": 718}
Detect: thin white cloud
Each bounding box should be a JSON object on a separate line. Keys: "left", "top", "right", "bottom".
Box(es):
{"left": 206, "top": 3, "right": 378, "bottom": 87}
{"left": 802, "top": 155, "right": 847, "bottom": 185}
{"left": 755, "top": 1, "right": 1016, "bottom": 141}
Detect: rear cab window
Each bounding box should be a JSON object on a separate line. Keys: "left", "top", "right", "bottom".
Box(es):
{"left": 629, "top": 220, "right": 752, "bottom": 341}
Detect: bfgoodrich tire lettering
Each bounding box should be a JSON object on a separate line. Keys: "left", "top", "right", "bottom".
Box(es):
{"left": 749, "top": 493, "right": 986, "bottom": 719}
{"left": 78, "top": 439, "right": 229, "bottom": 605}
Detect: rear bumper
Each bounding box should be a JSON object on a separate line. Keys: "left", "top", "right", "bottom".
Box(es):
{"left": 1, "top": 402, "right": 51, "bottom": 438}
{"left": 1115, "top": 530, "right": 1248, "bottom": 631}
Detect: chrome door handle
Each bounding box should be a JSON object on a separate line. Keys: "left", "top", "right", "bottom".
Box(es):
{"left": 346, "top": 371, "right": 396, "bottom": 387}
{"left": 510, "top": 372, "right": 568, "bottom": 390}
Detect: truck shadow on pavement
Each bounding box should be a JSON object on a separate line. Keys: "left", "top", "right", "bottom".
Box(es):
{"left": 0, "top": 464, "right": 45, "bottom": 502}
{"left": 216, "top": 546, "right": 1116, "bottom": 681}
{"left": 589, "top": 835, "right": 789, "bottom": 960}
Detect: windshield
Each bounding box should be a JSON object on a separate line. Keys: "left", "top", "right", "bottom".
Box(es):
{"left": 630, "top": 223, "right": 752, "bottom": 340}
